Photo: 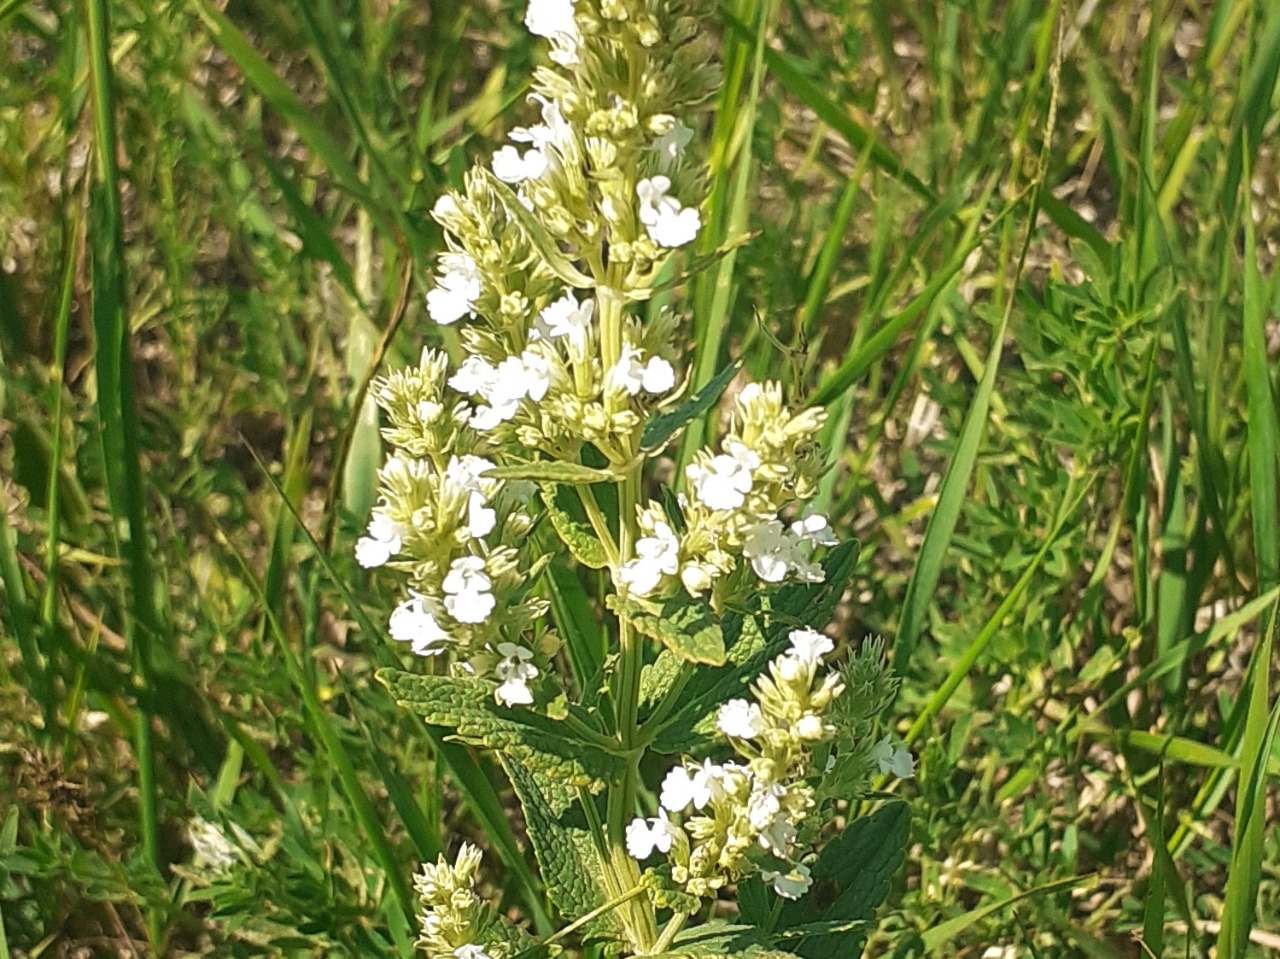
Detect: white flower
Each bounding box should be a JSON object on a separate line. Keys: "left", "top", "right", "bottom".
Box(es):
{"left": 660, "top": 760, "right": 735, "bottom": 813}
{"left": 516, "top": 350, "right": 552, "bottom": 402}
{"left": 451, "top": 352, "right": 551, "bottom": 430}
{"left": 446, "top": 455, "right": 496, "bottom": 492}
{"left": 659, "top": 764, "right": 711, "bottom": 813}
{"left": 686, "top": 442, "right": 758, "bottom": 511}
{"left": 795, "top": 714, "right": 826, "bottom": 741}
{"left": 539, "top": 292, "right": 594, "bottom": 351}
{"left": 871, "top": 736, "right": 915, "bottom": 778}
{"left": 426, "top": 252, "right": 481, "bottom": 325}
{"left": 746, "top": 781, "right": 786, "bottom": 830}
{"left": 748, "top": 782, "right": 797, "bottom": 856}
{"left": 605, "top": 346, "right": 675, "bottom": 397}
{"left": 524, "top": 0, "right": 575, "bottom": 36}
{"left": 742, "top": 520, "right": 793, "bottom": 582}
{"left": 636, "top": 175, "right": 701, "bottom": 247}
{"left": 189, "top": 818, "right": 238, "bottom": 873}
{"left": 641, "top": 357, "right": 675, "bottom": 393}
{"left": 760, "top": 816, "right": 798, "bottom": 857}
{"left": 492, "top": 143, "right": 549, "bottom": 184}
{"left": 524, "top": 0, "right": 579, "bottom": 64}
{"left": 466, "top": 491, "right": 496, "bottom": 539}
{"left": 442, "top": 556, "right": 495, "bottom": 624}
{"left": 762, "top": 862, "right": 812, "bottom": 900}
{"left": 512, "top": 96, "right": 573, "bottom": 153}
{"left": 356, "top": 511, "right": 405, "bottom": 568}
{"left": 617, "top": 521, "right": 680, "bottom": 596}
{"left": 431, "top": 193, "right": 459, "bottom": 220}
{"left": 389, "top": 595, "right": 450, "bottom": 656}
{"left": 625, "top": 811, "right": 680, "bottom": 859}
{"left": 450, "top": 355, "right": 498, "bottom": 397}
{"left": 788, "top": 627, "right": 834, "bottom": 665}
{"left": 453, "top": 946, "right": 492, "bottom": 959}
{"left": 774, "top": 655, "right": 806, "bottom": 684}
{"left": 650, "top": 117, "right": 693, "bottom": 167}
{"left": 717, "top": 699, "right": 765, "bottom": 739}
{"left": 494, "top": 642, "right": 539, "bottom": 706}
{"left": 791, "top": 513, "right": 838, "bottom": 547}
{"left": 679, "top": 562, "right": 715, "bottom": 595}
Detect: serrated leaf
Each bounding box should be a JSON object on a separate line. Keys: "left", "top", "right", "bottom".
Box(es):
{"left": 486, "top": 170, "right": 596, "bottom": 289}
{"left": 771, "top": 803, "right": 909, "bottom": 959}
{"left": 616, "top": 593, "right": 726, "bottom": 666}
{"left": 661, "top": 921, "right": 799, "bottom": 959}
{"left": 641, "top": 361, "right": 741, "bottom": 451}
{"left": 481, "top": 910, "right": 539, "bottom": 957}
{"left": 541, "top": 484, "right": 609, "bottom": 569}
{"left": 501, "top": 758, "right": 622, "bottom": 939}
{"left": 646, "top": 542, "right": 858, "bottom": 753}
{"left": 490, "top": 460, "right": 616, "bottom": 485}
{"left": 378, "top": 670, "right": 620, "bottom": 792}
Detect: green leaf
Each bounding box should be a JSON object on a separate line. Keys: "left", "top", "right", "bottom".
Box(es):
{"left": 918, "top": 875, "right": 1086, "bottom": 954}
{"left": 500, "top": 758, "right": 622, "bottom": 938}
{"left": 615, "top": 593, "right": 727, "bottom": 666}
{"left": 545, "top": 559, "right": 607, "bottom": 692}
{"left": 378, "top": 670, "right": 620, "bottom": 792}
{"left": 661, "top": 921, "right": 800, "bottom": 959}
{"left": 641, "top": 361, "right": 741, "bottom": 452}
{"left": 772, "top": 803, "right": 909, "bottom": 958}
{"left": 490, "top": 460, "right": 616, "bottom": 485}
{"left": 646, "top": 542, "right": 858, "bottom": 753}
{"left": 541, "top": 485, "right": 609, "bottom": 569}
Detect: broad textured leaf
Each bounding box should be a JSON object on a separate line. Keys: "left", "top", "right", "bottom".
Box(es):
{"left": 641, "top": 361, "right": 742, "bottom": 451}
{"left": 660, "top": 922, "right": 799, "bottom": 959}
{"left": 646, "top": 542, "right": 858, "bottom": 753}
{"left": 501, "top": 758, "right": 622, "bottom": 938}
{"left": 490, "top": 460, "right": 616, "bottom": 485}
{"left": 541, "top": 484, "right": 609, "bottom": 569}
{"left": 379, "top": 670, "right": 619, "bottom": 792}
{"left": 615, "top": 593, "right": 726, "bottom": 666}
{"left": 772, "top": 803, "right": 910, "bottom": 959}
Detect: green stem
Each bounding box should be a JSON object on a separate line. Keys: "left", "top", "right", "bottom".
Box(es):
{"left": 651, "top": 911, "right": 690, "bottom": 954}
{"left": 590, "top": 279, "right": 658, "bottom": 954}
{"left": 526, "top": 885, "right": 650, "bottom": 959}
{"left": 576, "top": 484, "right": 621, "bottom": 568}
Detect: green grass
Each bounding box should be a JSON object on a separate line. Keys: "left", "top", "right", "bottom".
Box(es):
{"left": 2, "top": 0, "right": 1279, "bottom": 956}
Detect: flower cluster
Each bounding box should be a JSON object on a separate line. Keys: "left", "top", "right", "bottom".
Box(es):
{"left": 354, "top": 346, "right": 554, "bottom": 705}
{"left": 628, "top": 628, "right": 883, "bottom": 900}
{"left": 357, "top": 0, "right": 724, "bottom": 709}
{"left": 414, "top": 844, "right": 504, "bottom": 959}
{"left": 619, "top": 383, "right": 834, "bottom": 606}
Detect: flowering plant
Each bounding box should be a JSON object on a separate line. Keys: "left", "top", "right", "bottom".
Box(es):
{"left": 357, "top": 2, "right": 911, "bottom": 956}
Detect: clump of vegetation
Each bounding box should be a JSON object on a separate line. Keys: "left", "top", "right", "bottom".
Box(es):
{"left": 1, "top": 0, "right": 1277, "bottom": 957}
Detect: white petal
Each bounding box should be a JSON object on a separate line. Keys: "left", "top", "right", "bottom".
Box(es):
{"left": 355, "top": 536, "right": 395, "bottom": 568}
{"left": 625, "top": 818, "right": 655, "bottom": 859}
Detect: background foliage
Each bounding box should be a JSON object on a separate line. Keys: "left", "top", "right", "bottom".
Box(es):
{"left": 2, "top": 0, "right": 1279, "bottom": 956}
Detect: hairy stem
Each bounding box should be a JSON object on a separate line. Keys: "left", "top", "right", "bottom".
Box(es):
{"left": 599, "top": 282, "right": 658, "bottom": 952}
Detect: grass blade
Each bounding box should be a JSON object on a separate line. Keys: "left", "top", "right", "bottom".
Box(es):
{"left": 893, "top": 27, "right": 1061, "bottom": 673}
{"left": 676, "top": 0, "right": 772, "bottom": 474}
{"left": 190, "top": 0, "right": 410, "bottom": 248}
{"left": 1216, "top": 608, "right": 1279, "bottom": 959}
{"left": 85, "top": 0, "right": 163, "bottom": 897}
{"left": 919, "top": 875, "right": 1087, "bottom": 953}
{"left": 1240, "top": 148, "right": 1279, "bottom": 591}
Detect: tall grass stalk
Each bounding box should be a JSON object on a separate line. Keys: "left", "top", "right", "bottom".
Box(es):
{"left": 84, "top": 0, "right": 162, "bottom": 904}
